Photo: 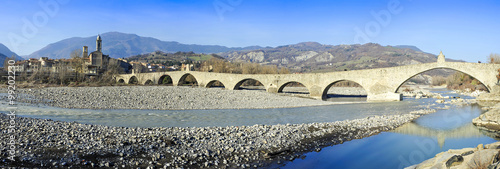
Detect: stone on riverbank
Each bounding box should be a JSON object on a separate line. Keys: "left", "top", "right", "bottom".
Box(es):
{"left": 477, "top": 86, "right": 500, "bottom": 102}
{"left": 473, "top": 108, "right": 500, "bottom": 132}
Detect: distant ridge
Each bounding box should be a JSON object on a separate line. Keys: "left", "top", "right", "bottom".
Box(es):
{"left": 220, "top": 42, "right": 461, "bottom": 72}
{"left": 393, "top": 45, "right": 423, "bottom": 52}
{"left": 0, "top": 43, "right": 23, "bottom": 67}
{"left": 28, "top": 32, "right": 264, "bottom": 59}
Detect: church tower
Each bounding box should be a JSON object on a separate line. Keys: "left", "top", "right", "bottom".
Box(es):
{"left": 96, "top": 34, "right": 102, "bottom": 52}
{"left": 82, "top": 46, "right": 88, "bottom": 58}
{"left": 437, "top": 51, "right": 445, "bottom": 63}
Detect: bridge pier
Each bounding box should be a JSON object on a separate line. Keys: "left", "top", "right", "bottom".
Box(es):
{"left": 266, "top": 84, "right": 279, "bottom": 93}
{"left": 308, "top": 85, "right": 323, "bottom": 100}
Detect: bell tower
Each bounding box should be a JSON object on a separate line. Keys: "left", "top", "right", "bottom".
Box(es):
{"left": 437, "top": 51, "right": 445, "bottom": 63}
{"left": 96, "top": 34, "right": 102, "bottom": 52}
{"left": 82, "top": 46, "right": 88, "bottom": 58}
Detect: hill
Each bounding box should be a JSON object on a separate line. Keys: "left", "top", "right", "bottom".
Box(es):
{"left": 219, "top": 42, "right": 461, "bottom": 73}
{"left": 393, "top": 45, "right": 423, "bottom": 52}
{"left": 28, "top": 32, "right": 263, "bottom": 59}
{"left": 126, "top": 51, "right": 225, "bottom": 66}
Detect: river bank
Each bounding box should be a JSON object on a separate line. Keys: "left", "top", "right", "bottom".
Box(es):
{"left": 407, "top": 89, "right": 500, "bottom": 169}
{"left": 0, "top": 109, "right": 436, "bottom": 168}
{"left": 1, "top": 85, "right": 489, "bottom": 168}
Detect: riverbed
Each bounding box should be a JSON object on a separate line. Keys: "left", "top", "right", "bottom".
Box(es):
{"left": 1, "top": 87, "right": 498, "bottom": 168}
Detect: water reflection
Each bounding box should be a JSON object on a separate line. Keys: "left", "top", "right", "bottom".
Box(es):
{"left": 391, "top": 103, "right": 494, "bottom": 148}
{"left": 282, "top": 101, "right": 499, "bottom": 169}
{"left": 392, "top": 123, "right": 491, "bottom": 148}
{"left": 324, "top": 95, "right": 367, "bottom": 102}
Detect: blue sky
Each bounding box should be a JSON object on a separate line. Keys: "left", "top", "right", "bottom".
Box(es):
{"left": 1, "top": 0, "right": 499, "bottom": 62}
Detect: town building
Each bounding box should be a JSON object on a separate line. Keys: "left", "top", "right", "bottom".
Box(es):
{"left": 82, "top": 35, "right": 111, "bottom": 75}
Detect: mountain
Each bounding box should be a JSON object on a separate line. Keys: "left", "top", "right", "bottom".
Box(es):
{"left": 0, "top": 43, "right": 23, "bottom": 67}
{"left": 393, "top": 45, "right": 422, "bottom": 52}
{"left": 127, "top": 51, "right": 225, "bottom": 64}
{"left": 219, "top": 42, "right": 461, "bottom": 73}
{"left": 28, "top": 32, "right": 264, "bottom": 59}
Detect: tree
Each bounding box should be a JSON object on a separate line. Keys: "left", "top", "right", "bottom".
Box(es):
{"left": 132, "top": 63, "right": 147, "bottom": 73}
{"left": 3, "top": 55, "right": 16, "bottom": 68}
{"left": 489, "top": 53, "right": 500, "bottom": 64}
{"left": 99, "top": 59, "right": 124, "bottom": 84}
{"left": 70, "top": 49, "right": 85, "bottom": 81}
{"left": 279, "top": 67, "right": 290, "bottom": 74}
{"left": 57, "top": 61, "right": 70, "bottom": 85}
{"left": 497, "top": 68, "right": 500, "bottom": 84}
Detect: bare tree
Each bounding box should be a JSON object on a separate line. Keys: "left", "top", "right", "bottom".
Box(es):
{"left": 70, "top": 49, "right": 85, "bottom": 82}
{"left": 48, "top": 68, "right": 59, "bottom": 84}
{"left": 3, "top": 55, "right": 15, "bottom": 68}
{"left": 58, "top": 61, "right": 71, "bottom": 85}
{"left": 489, "top": 53, "right": 500, "bottom": 64}
{"left": 100, "top": 59, "right": 124, "bottom": 84}
{"left": 132, "top": 63, "right": 147, "bottom": 73}
{"left": 279, "top": 67, "right": 290, "bottom": 74}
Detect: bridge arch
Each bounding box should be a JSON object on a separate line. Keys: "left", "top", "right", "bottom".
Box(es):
{"left": 128, "top": 76, "right": 138, "bottom": 84}
{"left": 158, "top": 75, "right": 173, "bottom": 85}
{"left": 322, "top": 80, "right": 367, "bottom": 100}
{"left": 234, "top": 78, "right": 265, "bottom": 90}
{"left": 395, "top": 67, "right": 489, "bottom": 93}
{"left": 118, "top": 79, "right": 125, "bottom": 83}
{"left": 178, "top": 73, "right": 198, "bottom": 86}
{"left": 278, "top": 81, "right": 309, "bottom": 94}
{"left": 206, "top": 80, "right": 225, "bottom": 88}
{"left": 144, "top": 79, "right": 153, "bottom": 85}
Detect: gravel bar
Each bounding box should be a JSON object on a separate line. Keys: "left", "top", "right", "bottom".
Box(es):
{"left": 7, "top": 86, "right": 337, "bottom": 110}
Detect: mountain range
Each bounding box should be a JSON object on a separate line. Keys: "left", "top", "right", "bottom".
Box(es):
{"left": 219, "top": 42, "right": 459, "bottom": 72}
{"left": 3, "top": 31, "right": 459, "bottom": 74}
{"left": 0, "top": 43, "right": 23, "bottom": 67}
{"left": 28, "top": 32, "right": 263, "bottom": 59}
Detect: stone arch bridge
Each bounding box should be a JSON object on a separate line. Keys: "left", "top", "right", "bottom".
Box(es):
{"left": 116, "top": 56, "right": 500, "bottom": 102}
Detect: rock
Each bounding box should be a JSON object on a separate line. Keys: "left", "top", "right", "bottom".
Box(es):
{"left": 472, "top": 109, "right": 500, "bottom": 131}
{"left": 486, "top": 142, "right": 500, "bottom": 149}
{"left": 489, "top": 162, "right": 500, "bottom": 169}
{"left": 445, "top": 155, "right": 463, "bottom": 167}
{"left": 412, "top": 143, "right": 500, "bottom": 169}
{"left": 478, "top": 144, "right": 484, "bottom": 150}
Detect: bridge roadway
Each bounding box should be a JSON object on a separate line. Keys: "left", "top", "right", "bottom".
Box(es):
{"left": 115, "top": 55, "right": 500, "bottom": 102}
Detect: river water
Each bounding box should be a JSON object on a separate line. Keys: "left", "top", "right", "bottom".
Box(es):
{"left": 2, "top": 98, "right": 424, "bottom": 128}
{"left": 1, "top": 89, "right": 498, "bottom": 168}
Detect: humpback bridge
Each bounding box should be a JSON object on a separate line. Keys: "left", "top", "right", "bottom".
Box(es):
{"left": 116, "top": 53, "right": 500, "bottom": 101}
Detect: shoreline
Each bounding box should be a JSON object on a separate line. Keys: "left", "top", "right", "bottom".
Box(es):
{"left": 1, "top": 85, "right": 489, "bottom": 168}
{"left": 0, "top": 109, "right": 435, "bottom": 168}
{"left": 407, "top": 90, "right": 500, "bottom": 169}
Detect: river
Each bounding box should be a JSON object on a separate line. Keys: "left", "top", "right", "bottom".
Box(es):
{"left": 1, "top": 89, "right": 498, "bottom": 168}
